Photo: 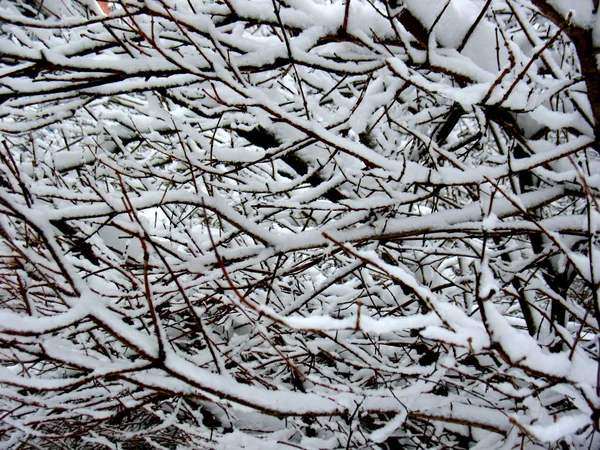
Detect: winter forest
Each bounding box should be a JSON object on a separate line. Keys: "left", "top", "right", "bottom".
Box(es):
{"left": 0, "top": 0, "right": 600, "bottom": 448}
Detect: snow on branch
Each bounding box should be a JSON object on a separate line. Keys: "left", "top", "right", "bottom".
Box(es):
{"left": 0, "top": 0, "right": 598, "bottom": 448}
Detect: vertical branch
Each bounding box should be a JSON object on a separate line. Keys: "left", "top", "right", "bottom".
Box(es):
{"left": 343, "top": 0, "right": 351, "bottom": 33}
{"left": 271, "top": 0, "right": 310, "bottom": 119}
{"left": 457, "top": 0, "right": 492, "bottom": 53}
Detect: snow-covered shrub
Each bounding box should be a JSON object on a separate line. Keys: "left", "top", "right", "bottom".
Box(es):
{"left": 0, "top": 0, "right": 598, "bottom": 448}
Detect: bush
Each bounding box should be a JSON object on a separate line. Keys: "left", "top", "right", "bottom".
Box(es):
{"left": 0, "top": 0, "right": 598, "bottom": 448}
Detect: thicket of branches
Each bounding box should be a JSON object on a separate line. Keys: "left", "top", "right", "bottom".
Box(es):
{"left": 0, "top": 0, "right": 599, "bottom": 448}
